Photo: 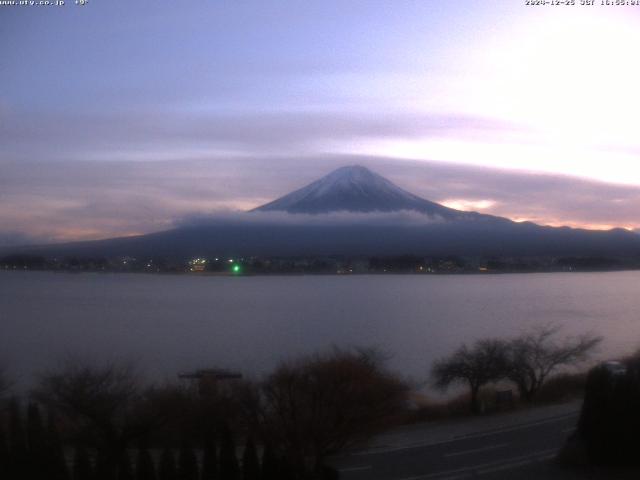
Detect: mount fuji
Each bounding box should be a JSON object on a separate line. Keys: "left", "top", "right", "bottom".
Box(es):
{"left": 254, "top": 165, "right": 468, "bottom": 219}
{"left": 4, "top": 165, "right": 640, "bottom": 260}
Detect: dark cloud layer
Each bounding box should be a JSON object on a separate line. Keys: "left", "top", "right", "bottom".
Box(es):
{"left": 1, "top": 155, "right": 639, "bottom": 246}
{"left": 0, "top": 108, "right": 518, "bottom": 162}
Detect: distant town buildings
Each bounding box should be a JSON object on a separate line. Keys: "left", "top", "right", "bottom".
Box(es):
{"left": 188, "top": 257, "right": 207, "bottom": 272}
{"left": 1, "top": 252, "right": 636, "bottom": 275}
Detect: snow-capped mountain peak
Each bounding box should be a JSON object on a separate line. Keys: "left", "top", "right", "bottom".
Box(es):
{"left": 253, "top": 165, "right": 465, "bottom": 218}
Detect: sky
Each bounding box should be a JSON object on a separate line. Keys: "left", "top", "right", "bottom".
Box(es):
{"left": 2, "top": 0, "right": 640, "bottom": 244}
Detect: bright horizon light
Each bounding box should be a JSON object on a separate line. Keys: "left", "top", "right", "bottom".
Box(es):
{"left": 341, "top": 8, "right": 640, "bottom": 186}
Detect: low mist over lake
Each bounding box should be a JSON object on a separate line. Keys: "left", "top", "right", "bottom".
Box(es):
{"left": 2, "top": 270, "right": 639, "bottom": 388}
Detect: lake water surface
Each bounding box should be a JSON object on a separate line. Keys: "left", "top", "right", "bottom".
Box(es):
{"left": 2, "top": 270, "right": 640, "bottom": 388}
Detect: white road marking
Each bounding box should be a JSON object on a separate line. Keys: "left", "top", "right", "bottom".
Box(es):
{"left": 477, "top": 453, "right": 555, "bottom": 476}
{"left": 452, "top": 414, "right": 578, "bottom": 442}
{"left": 443, "top": 443, "right": 509, "bottom": 458}
{"left": 353, "top": 413, "right": 578, "bottom": 456}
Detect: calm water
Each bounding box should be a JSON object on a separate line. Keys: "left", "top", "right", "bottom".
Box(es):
{"left": 1, "top": 270, "right": 640, "bottom": 387}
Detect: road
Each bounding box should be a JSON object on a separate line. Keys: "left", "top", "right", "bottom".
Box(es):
{"left": 331, "top": 411, "right": 580, "bottom": 480}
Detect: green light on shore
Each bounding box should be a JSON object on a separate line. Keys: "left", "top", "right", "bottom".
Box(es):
{"left": 232, "top": 264, "right": 241, "bottom": 273}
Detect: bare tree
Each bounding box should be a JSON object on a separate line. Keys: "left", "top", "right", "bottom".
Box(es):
{"left": 260, "top": 347, "right": 409, "bottom": 476}
{"left": 34, "top": 361, "right": 162, "bottom": 479}
{"left": 506, "top": 325, "right": 602, "bottom": 402}
{"left": 432, "top": 339, "right": 509, "bottom": 414}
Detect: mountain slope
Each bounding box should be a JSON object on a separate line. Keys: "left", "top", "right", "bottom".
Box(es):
{"left": 255, "top": 165, "right": 472, "bottom": 219}
{"left": 8, "top": 221, "right": 640, "bottom": 260}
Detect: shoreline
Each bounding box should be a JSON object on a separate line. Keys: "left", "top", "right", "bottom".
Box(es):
{"left": 2, "top": 267, "right": 640, "bottom": 277}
